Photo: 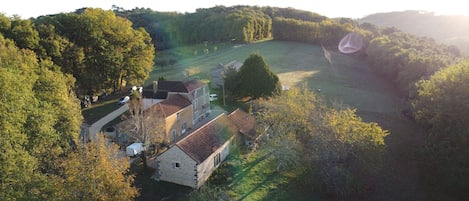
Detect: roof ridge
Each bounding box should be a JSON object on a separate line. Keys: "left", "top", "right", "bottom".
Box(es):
{"left": 175, "top": 113, "right": 228, "bottom": 163}
{"left": 176, "top": 113, "right": 226, "bottom": 146}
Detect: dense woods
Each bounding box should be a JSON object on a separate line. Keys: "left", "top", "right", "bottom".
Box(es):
{"left": 0, "top": 33, "right": 138, "bottom": 200}
{"left": 360, "top": 10, "right": 469, "bottom": 54}
{"left": 0, "top": 4, "right": 468, "bottom": 200}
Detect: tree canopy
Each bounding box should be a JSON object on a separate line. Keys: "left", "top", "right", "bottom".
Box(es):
{"left": 57, "top": 134, "right": 139, "bottom": 201}
{"left": 0, "top": 33, "right": 83, "bottom": 199}
{"left": 411, "top": 60, "right": 469, "bottom": 199}
{"left": 34, "top": 8, "right": 155, "bottom": 94}
{"left": 228, "top": 53, "right": 281, "bottom": 100}
{"left": 0, "top": 28, "right": 138, "bottom": 200}
{"left": 258, "top": 87, "right": 388, "bottom": 197}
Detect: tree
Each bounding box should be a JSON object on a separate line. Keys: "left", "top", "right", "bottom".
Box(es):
{"left": 57, "top": 134, "right": 139, "bottom": 201}
{"left": 117, "top": 94, "right": 166, "bottom": 170}
{"left": 412, "top": 60, "right": 469, "bottom": 199}
{"left": 257, "top": 87, "right": 388, "bottom": 197}
{"left": 222, "top": 66, "right": 241, "bottom": 103}
{"left": 236, "top": 53, "right": 281, "bottom": 99}
{"left": 0, "top": 34, "right": 44, "bottom": 200}
{"left": 0, "top": 15, "right": 39, "bottom": 50}
{"left": 0, "top": 33, "right": 82, "bottom": 200}
{"left": 34, "top": 8, "right": 155, "bottom": 94}
{"left": 412, "top": 60, "right": 469, "bottom": 134}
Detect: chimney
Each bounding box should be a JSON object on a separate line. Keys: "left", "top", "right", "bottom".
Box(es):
{"left": 152, "top": 81, "right": 158, "bottom": 94}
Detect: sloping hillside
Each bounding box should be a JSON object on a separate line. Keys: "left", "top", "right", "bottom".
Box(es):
{"left": 360, "top": 10, "right": 469, "bottom": 54}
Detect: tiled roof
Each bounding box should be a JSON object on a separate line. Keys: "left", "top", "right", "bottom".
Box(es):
{"left": 176, "top": 114, "right": 237, "bottom": 163}
{"left": 228, "top": 109, "right": 257, "bottom": 139}
{"left": 158, "top": 94, "right": 191, "bottom": 117}
{"left": 157, "top": 81, "right": 188, "bottom": 93}
{"left": 157, "top": 79, "right": 206, "bottom": 94}
{"left": 183, "top": 79, "right": 206, "bottom": 92}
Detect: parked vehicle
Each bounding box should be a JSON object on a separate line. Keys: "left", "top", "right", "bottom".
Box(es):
{"left": 209, "top": 94, "right": 218, "bottom": 101}
{"left": 126, "top": 142, "right": 143, "bottom": 157}
{"left": 129, "top": 86, "right": 143, "bottom": 94}
{"left": 118, "top": 96, "right": 130, "bottom": 104}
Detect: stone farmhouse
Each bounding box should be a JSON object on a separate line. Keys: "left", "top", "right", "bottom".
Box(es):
{"left": 154, "top": 80, "right": 211, "bottom": 125}
{"left": 155, "top": 94, "right": 193, "bottom": 144}
{"left": 154, "top": 113, "right": 238, "bottom": 188}
{"left": 117, "top": 79, "right": 259, "bottom": 188}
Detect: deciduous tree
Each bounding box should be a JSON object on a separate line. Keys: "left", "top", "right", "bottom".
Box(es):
{"left": 57, "top": 134, "right": 139, "bottom": 201}
{"left": 117, "top": 94, "right": 166, "bottom": 169}
{"left": 258, "top": 87, "right": 388, "bottom": 197}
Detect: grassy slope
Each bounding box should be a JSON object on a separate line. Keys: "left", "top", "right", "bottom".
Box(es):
{"left": 141, "top": 40, "right": 425, "bottom": 200}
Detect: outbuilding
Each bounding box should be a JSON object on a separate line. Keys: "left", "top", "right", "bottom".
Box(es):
{"left": 153, "top": 113, "right": 237, "bottom": 188}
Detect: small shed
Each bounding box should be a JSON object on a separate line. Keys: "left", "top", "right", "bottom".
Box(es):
{"left": 210, "top": 60, "right": 243, "bottom": 88}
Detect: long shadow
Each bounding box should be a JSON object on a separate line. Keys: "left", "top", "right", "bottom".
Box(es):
{"left": 237, "top": 172, "right": 277, "bottom": 201}
{"left": 230, "top": 151, "right": 272, "bottom": 185}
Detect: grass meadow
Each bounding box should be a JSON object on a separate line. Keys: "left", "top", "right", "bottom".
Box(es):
{"left": 138, "top": 40, "right": 424, "bottom": 200}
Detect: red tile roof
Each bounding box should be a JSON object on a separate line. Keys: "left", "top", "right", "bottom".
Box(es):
{"left": 156, "top": 79, "right": 206, "bottom": 94}
{"left": 183, "top": 79, "right": 206, "bottom": 92}
{"left": 158, "top": 94, "right": 191, "bottom": 117}
{"left": 176, "top": 114, "right": 237, "bottom": 163}
{"left": 228, "top": 109, "right": 257, "bottom": 139}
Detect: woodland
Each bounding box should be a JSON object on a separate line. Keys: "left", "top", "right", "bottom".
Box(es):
{"left": 0, "top": 5, "right": 467, "bottom": 201}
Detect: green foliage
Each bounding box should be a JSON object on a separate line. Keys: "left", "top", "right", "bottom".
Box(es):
{"left": 0, "top": 35, "right": 44, "bottom": 200}
{"left": 272, "top": 16, "right": 354, "bottom": 47}
{"left": 0, "top": 14, "right": 39, "bottom": 50}
{"left": 234, "top": 53, "right": 281, "bottom": 99}
{"left": 412, "top": 60, "right": 469, "bottom": 199}
{"left": 1, "top": 31, "right": 136, "bottom": 200}
{"left": 34, "top": 8, "right": 155, "bottom": 94}
{"left": 0, "top": 33, "right": 82, "bottom": 200}
{"left": 412, "top": 60, "right": 469, "bottom": 133}
{"left": 360, "top": 10, "right": 469, "bottom": 54}
{"left": 57, "top": 134, "right": 139, "bottom": 201}
{"left": 366, "top": 30, "right": 460, "bottom": 93}
{"left": 223, "top": 67, "right": 242, "bottom": 103}
{"left": 258, "top": 87, "right": 388, "bottom": 198}
{"left": 188, "top": 184, "right": 233, "bottom": 201}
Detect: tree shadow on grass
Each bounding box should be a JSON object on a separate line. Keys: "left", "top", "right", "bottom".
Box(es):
{"left": 229, "top": 151, "right": 272, "bottom": 185}
{"left": 237, "top": 172, "right": 277, "bottom": 201}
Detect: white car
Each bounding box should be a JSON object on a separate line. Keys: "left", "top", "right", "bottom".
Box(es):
{"left": 129, "top": 86, "right": 143, "bottom": 95}
{"left": 209, "top": 94, "right": 218, "bottom": 101}
{"left": 118, "top": 96, "right": 130, "bottom": 104}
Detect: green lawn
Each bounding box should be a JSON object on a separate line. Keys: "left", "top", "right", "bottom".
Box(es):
{"left": 221, "top": 148, "right": 318, "bottom": 201}
{"left": 81, "top": 94, "right": 123, "bottom": 124}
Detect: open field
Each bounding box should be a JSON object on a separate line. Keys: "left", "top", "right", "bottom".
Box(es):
{"left": 138, "top": 40, "right": 425, "bottom": 200}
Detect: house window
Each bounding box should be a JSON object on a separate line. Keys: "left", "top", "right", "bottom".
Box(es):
{"left": 193, "top": 99, "right": 198, "bottom": 110}
{"left": 170, "top": 129, "right": 177, "bottom": 143}
{"left": 213, "top": 152, "right": 221, "bottom": 167}
{"left": 176, "top": 112, "right": 180, "bottom": 121}
{"left": 173, "top": 162, "right": 181, "bottom": 169}
{"left": 181, "top": 122, "right": 187, "bottom": 134}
